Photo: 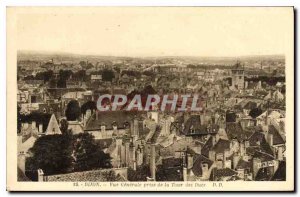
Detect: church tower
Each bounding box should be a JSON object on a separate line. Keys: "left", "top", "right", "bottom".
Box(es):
{"left": 231, "top": 61, "right": 245, "bottom": 89}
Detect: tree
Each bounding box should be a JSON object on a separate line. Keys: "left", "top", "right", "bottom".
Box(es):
{"left": 65, "top": 100, "right": 81, "bottom": 121}
{"left": 73, "top": 70, "right": 86, "bottom": 82}
{"left": 73, "top": 133, "right": 111, "bottom": 171}
{"left": 127, "top": 165, "right": 150, "bottom": 181}
{"left": 26, "top": 134, "right": 74, "bottom": 175}
{"left": 81, "top": 101, "right": 97, "bottom": 115}
{"left": 102, "top": 69, "right": 115, "bottom": 82}
{"left": 26, "top": 132, "right": 112, "bottom": 177}
{"left": 60, "top": 119, "right": 70, "bottom": 135}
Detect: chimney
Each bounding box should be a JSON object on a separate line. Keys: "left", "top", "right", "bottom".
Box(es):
{"left": 216, "top": 160, "right": 223, "bottom": 169}
{"left": 125, "top": 141, "right": 130, "bottom": 167}
{"left": 116, "top": 138, "right": 123, "bottom": 168}
{"left": 183, "top": 167, "right": 188, "bottom": 182}
{"left": 150, "top": 144, "right": 156, "bottom": 180}
{"left": 245, "top": 81, "right": 248, "bottom": 89}
{"left": 208, "top": 150, "right": 216, "bottom": 161}
{"left": 224, "top": 149, "right": 231, "bottom": 160}
{"left": 201, "top": 163, "right": 209, "bottom": 178}
{"left": 38, "top": 124, "right": 43, "bottom": 133}
{"left": 277, "top": 146, "right": 283, "bottom": 161}
{"left": 233, "top": 153, "right": 240, "bottom": 169}
{"left": 267, "top": 133, "right": 274, "bottom": 147}
{"left": 131, "top": 145, "right": 136, "bottom": 170}
{"left": 132, "top": 119, "right": 139, "bottom": 136}
{"left": 137, "top": 146, "right": 144, "bottom": 166}
{"left": 244, "top": 140, "right": 250, "bottom": 148}
{"left": 240, "top": 142, "right": 245, "bottom": 156}
{"left": 37, "top": 169, "right": 44, "bottom": 182}
{"left": 252, "top": 158, "right": 261, "bottom": 180}
{"left": 212, "top": 136, "right": 216, "bottom": 146}
{"left": 224, "top": 159, "right": 232, "bottom": 169}
{"left": 32, "top": 121, "right": 36, "bottom": 130}
{"left": 187, "top": 153, "right": 193, "bottom": 169}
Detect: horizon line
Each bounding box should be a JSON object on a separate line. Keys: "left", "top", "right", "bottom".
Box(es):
{"left": 17, "top": 50, "right": 285, "bottom": 59}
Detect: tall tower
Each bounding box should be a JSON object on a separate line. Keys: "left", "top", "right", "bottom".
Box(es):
{"left": 231, "top": 61, "right": 245, "bottom": 89}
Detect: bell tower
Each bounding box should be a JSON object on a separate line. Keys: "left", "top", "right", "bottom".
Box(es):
{"left": 231, "top": 61, "right": 245, "bottom": 89}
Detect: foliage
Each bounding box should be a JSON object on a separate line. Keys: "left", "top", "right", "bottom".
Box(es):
{"left": 81, "top": 101, "right": 97, "bottom": 115}
{"left": 127, "top": 164, "right": 150, "bottom": 181}
{"left": 73, "top": 70, "right": 86, "bottom": 81}
{"left": 26, "top": 134, "right": 74, "bottom": 175}
{"left": 156, "top": 165, "right": 183, "bottom": 181}
{"left": 73, "top": 133, "right": 112, "bottom": 171}
{"left": 27, "top": 132, "right": 112, "bottom": 176}
{"left": 65, "top": 100, "right": 81, "bottom": 121}
{"left": 59, "top": 119, "right": 69, "bottom": 135}
{"left": 102, "top": 69, "right": 115, "bottom": 82}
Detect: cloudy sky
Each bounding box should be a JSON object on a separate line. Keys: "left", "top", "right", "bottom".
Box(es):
{"left": 14, "top": 7, "right": 293, "bottom": 57}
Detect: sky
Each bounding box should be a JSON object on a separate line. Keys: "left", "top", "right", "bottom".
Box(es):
{"left": 14, "top": 7, "right": 293, "bottom": 57}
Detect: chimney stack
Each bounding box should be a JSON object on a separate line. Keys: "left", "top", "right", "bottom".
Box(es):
{"left": 208, "top": 150, "right": 216, "bottom": 161}
{"left": 201, "top": 163, "right": 209, "bottom": 178}
{"left": 183, "top": 167, "right": 187, "bottom": 182}
{"left": 96, "top": 110, "right": 99, "bottom": 120}
{"left": 150, "top": 144, "right": 156, "bottom": 180}
{"left": 187, "top": 153, "right": 193, "bottom": 169}
{"left": 267, "top": 133, "right": 274, "bottom": 147}
{"left": 37, "top": 169, "right": 44, "bottom": 182}
{"left": 277, "top": 146, "right": 283, "bottom": 161}
{"left": 32, "top": 121, "right": 36, "bottom": 130}
{"left": 233, "top": 153, "right": 240, "bottom": 169}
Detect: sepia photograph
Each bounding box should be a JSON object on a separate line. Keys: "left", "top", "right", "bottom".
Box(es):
{"left": 6, "top": 6, "right": 294, "bottom": 191}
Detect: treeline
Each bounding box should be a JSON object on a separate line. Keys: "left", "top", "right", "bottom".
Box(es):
{"left": 245, "top": 76, "right": 285, "bottom": 86}
{"left": 22, "top": 69, "right": 116, "bottom": 88}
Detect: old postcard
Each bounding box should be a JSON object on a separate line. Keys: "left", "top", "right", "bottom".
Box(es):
{"left": 7, "top": 7, "right": 294, "bottom": 191}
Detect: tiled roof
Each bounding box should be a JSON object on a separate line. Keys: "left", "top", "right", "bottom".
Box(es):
{"left": 85, "top": 111, "right": 144, "bottom": 131}
{"left": 255, "top": 166, "right": 274, "bottom": 181}
{"left": 212, "top": 139, "right": 231, "bottom": 153}
{"left": 201, "top": 136, "right": 214, "bottom": 157}
{"left": 271, "top": 161, "right": 286, "bottom": 181}
{"left": 191, "top": 154, "right": 213, "bottom": 177}
{"left": 244, "top": 101, "right": 258, "bottom": 110}
{"left": 268, "top": 125, "right": 285, "bottom": 145}
{"left": 212, "top": 168, "right": 237, "bottom": 179}
{"left": 236, "top": 159, "right": 251, "bottom": 170}
{"left": 182, "top": 115, "right": 219, "bottom": 136}
{"left": 226, "top": 122, "right": 248, "bottom": 142}
{"left": 248, "top": 131, "right": 266, "bottom": 146}
{"left": 253, "top": 151, "right": 274, "bottom": 162}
